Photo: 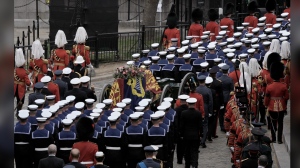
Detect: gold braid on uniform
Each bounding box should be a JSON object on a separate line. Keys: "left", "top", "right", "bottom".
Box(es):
{"left": 14, "top": 69, "right": 21, "bottom": 82}
{"left": 53, "top": 50, "right": 61, "bottom": 61}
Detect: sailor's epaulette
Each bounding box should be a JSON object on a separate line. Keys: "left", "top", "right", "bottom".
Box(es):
{"left": 85, "top": 46, "right": 90, "bottom": 51}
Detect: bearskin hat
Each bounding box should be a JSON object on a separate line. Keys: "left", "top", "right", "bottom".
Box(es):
{"left": 166, "top": 12, "right": 178, "bottom": 29}
{"left": 76, "top": 117, "right": 95, "bottom": 141}
{"left": 267, "top": 52, "right": 281, "bottom": 70}
{"left": 192, "top": 8, "right": 203, "bottom": 22}
{"left": 224, "top": 3, "right": 235, "bottom": 16}
{"left": 208, "top": 8, "right": 219, "bottom": 21}
{"left": 286, "top": 0, "right": 290, "bottom": 7}
{"left": 270, "top": 61, "right": 284, "bottom": 80}
{"left": 265, "top": 0, "right": 277, "bottom": 12}
{"left": 248, "top": 1, "right": 258, "bottom": 13}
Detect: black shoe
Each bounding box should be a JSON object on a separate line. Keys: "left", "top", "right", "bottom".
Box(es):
{"left": 213, "top": 135, "right": 219, "bottom": 138}
{"left": 208, "top": 138, "right": 213, "bottom": 143}
{"left": 202, "top": 144, "right": 207, "bottom": 148}
{"left": 278, "top": 141, "right": 283, "bottom": 144}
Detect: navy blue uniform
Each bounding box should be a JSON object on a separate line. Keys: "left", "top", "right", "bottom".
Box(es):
{"left": 28, "top": 116, "right": 38, "bottom": 131}
{"left": 56, "top": 130, "right": 76, "bottom": 163}
{"left": 14, "top": 122, "right": 32, "bottom": 168}
{"left": 149, "top": 64, "right": 161, "bottom": 79}
{"left": 124, "top": 108, "right": 134, "bottom": 116}
{"left": 148, "top": 50, "right": 158, "bottom": 57}
{"left": 179, "top": 64, "right": 196, "bottom": 80}
{"left": 162, "top": 64, "right": 180, "bottom": 82}
{"left": 193, "top": 58, "right": 206, "bottom": 72}
{"left": 53, "top": 78, "right": 68, "bottom": 100}
{"left": 146, "top": 126, "right": 168, "bottom": 162}
{"left": 137, "top": 159, "right": 160, "bottom": 168}
{"left": 205, "top": 53, "right": 218, "bottom": 68}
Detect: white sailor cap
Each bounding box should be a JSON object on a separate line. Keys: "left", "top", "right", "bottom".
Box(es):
{"left": 18, "top": 110, "right": 29, "bottom": 119}
{"left": 201, "top": 35, "right": 208, "bottom": 40}
{"left": 108, "top": 115, "right": 119, "bottom": 122}
{"left": 158, "top": 51, "right": 167, "bottom": 56}
{"left": 138, "top": 100, "right": 149, "bottom": 107}
{"left": 185, "top": 36, "right": 193, "bottom": 40}
{"left": 244, "top": 39, "right": 252, "bottom": 44}
{"left": 127, "top": 61, "right": 135, "bottom": 66}
{"left": 245, "top": 33, "right": 253, "bottom": 38}
{"left": 169, "top": 38, "right": 178, "bottom": 42}
{"left": 259, "top": 16, "right": 266, "bottom": 22}
{"left": 227, "top": 38, "right": 235, "bottom": 43}
{"left": 232, "top": 59, "right": 237, "bottom": 63}
{"left": 200, "top": 62, "right": 209, "bottom": 68}
{"left": 112, "top": 108, "right": 122, "bottom": 112}
{"left": 62, "top": 67, "right": 72, "bottom": 74}
{"left": 219, "top": 31, "right": 227, "bottom": 36}
{"left": 36, "top": 117, "right": 47, "bottom": 122}
{"left": 49, "top": 105, "right": 59, "bottom": 113}
{"left": 220, "top": 25, "right": 228, "bottom": 29}
{"left": 262, "top": 41, "right": 271, "bottom": 46}
{"left": 281, "top": 12, "right": 289, "bottom": 18}
{"left": 161, "top": 101, "right": 171, "bottom": 108}
{"left": 142, "top": 49, "right": 150, "bottom": 54}
{"left": 198, "top": 49, "right": 206, "bottom": 53}
{"left": 41, "top": 111, "right": 52, "bottom": 119}
{"left": 279, "top": 37, "right": 288, "bottom": 42}
{"left": 264, "top": 28, "right": 273, "bottom": 33}
{"left": 236, "top": 26, "right": 244, "bottom": 30}
{"left": 56, "top": 101, "right": 65, "bottom": 108}
{"left": 46, "top": 95, "right": 55, "bottom": 100}
{"left": 240, "top": 38, "right": 247, "bottom": 42}
{"left": 196, "top": 41, "right": 203, "bottom": 46}
{"left": 176, "top": 48, "right": 185, "bottom": 54}
{"left": 183, "top": 54, "right": 191, "bottom": 59}
{"left": 218, "top": 63, "right": 226, "bottom": 68}
{"left": 233, "top": 32, "right": 242, "bottom": 37}
{"left": 80, "top": 76, "right": 90, "bottom": 83}
{"left": 186, "top": 98, "right": 197, "bottom": 104}
{"left": 129, "top": 113, "right": 140, "bottom": 120}
{"left": 207, "top": 44, "right": 216, "bottom": 50}
{"left": 219, "top": 42, "right": 227, "bottom": 47}
{"left": 116, "top": 102, "right": 126, "bottom": 108}
{"left": 41, "top": 76, "right": 51, "bottom": 83}
{"left": 90, "top": 112, "right": 100, "bottom": 118}
{"left": 223, "top": 48, "right": 231, "bottom": 53}
{"left": 168, "top": 47, "right": 177, "bottom": 51}
{"left": 62, "top": 119, "right": 73, "bottom": 126}
{"left": 103, "top": 99, "right": 112, "bottom": 105}
{"left": 203, "top": 31, "right": 211, "bottom": 35}
{"left": 75, "top": 102, "right": 85, "bottom": 110}
{"left": 163, "top": 97, "right": 173, "bottom": 102}
{"left": 239, "top": 53, "right": 248, "bottom": 58}
{"left": 122, "top": 98, "right": 132, "bottom": 104}
{"left": 251, "top": 38, "right": 259, "bottom": 44}
{"left": 134, "top": 112, "right": 144, "bottom": 117}
{"left": 85, "top": 99, "right": 95, "bottom": 105}
{"left": 65, "top": 114, "right": 76, "bottom": 120}
{"left": 234, "top": 42, "right": 243, "bottom": 48}
{"left": 242, "top": 22, "right": 250, "bottom": 26}
{"left": 143, "top": 99, "right": 152, "bottom": 103}
{"left": 28, "top": 104, "right": 38, "bottom": 111}
{"left": 70, "top": 78, "right": 81, "bottom": 85}
{"left": 95, "top": 151, "right": 104, "bottom": 157}
{"left": 216, "top": 35, "right": 223, "bottom": 40}
{"left": 276, "top": 18, "right": 284, "bottom": 22}
{"left": 155, "top": 111, "right": 166, "bottom": 117}
{"left": 157, "top": 105, "right": 167, "bottom": 111}
{"left": 135, "top": 106, "right": 145, "bottom": 112}
{"left": 96, "top": 103, "right": 105, "bottom": 109}
{"left": 227, "top": 44, "right": 234, "bottom": 49}
{"left": 257, "top": 23, "right": 265, "bottom": 27}
{"left": 258, "top": 34, "right": 267, "bottom": 39}
{"left": 151, "top": 56, "right": 160, "bottom": 61}
{"left": 92, "top": 108, "right": 103, "bottom": 114}
{"left": 205, "top": 77, "right": 213, "bottom": 84}
{"left": 273, "top": 23, "right": 281, "bottom": 29}
{"left": 226, "top": 53, "right": 235, "bottom": 58}
{"left": 190, "top": 43, "right": 199, "bottom": 49}
{"left": 35, "top": 99, "right": 45, "bottom": 105}
{"left": 143, "top": 60, "right": 152, "bottom": 65}
{"left": 166, "top": 54, "right": 175, "bottom": 60}
{"left": 213, "top": 58, "right": 222, "bottom": 63}
{"left": 247, "top": 48, "right": 256, "bottom": 54}
{"left": 132, "top": 53, "right": 140, "bottom": 58}
{"left": 111, "top": 111, "right": 121, "bottom": 118}
{"left": 282, "top": 32, "right": 290, "bottom": 37}
{"left": 178, "top": 94, "right": 190, "bottom": 100}
{"left": 229, "top": 48, "right": 236, "bottom": 53}
{"left": 251, "top": 44, "right": 259, "bottom": 49}
{"left": 66, "top": 95, "right": 76, "bottom": 102}
{"left": 151, "top": 43, "right": 159, "bottom": 48}
{"left": 71, "top": 111, "right": 81, "bottom": 117}
{"left": 268, "top": 34, "right": 277, "bottom": 39}
{"left": 252, "top": 27, "right": 259, "bottom": 33}
{"left": 150, "top": 113, "right": 160, "bottom": 120}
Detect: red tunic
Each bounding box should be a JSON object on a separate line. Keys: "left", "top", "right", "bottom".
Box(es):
{"left": 163, "top": 28, "right": 180, "bottom": 48}
{"left": 283, "top": 8, "right": 291, "bottom": 19}
{"left": 72, "top": 44, "right": 91, "bottom": 67}
{"left": 70, "top": 141, "right": 98, "bottom": 168}
{"left": 228, "top": 70, "right": 241, "bottom": 85}
{"left": 264, "top": 81, "right": 289, "bottom": 112}
{"left": 189, "top": 92, "right": 205, "bottom": 117}
{"left": 244, "top": 15, "right": 258, "bottom": 28}
{"left": 220, "top": 17, "right": 234, "bottom": 37}
{"left": 29, "top": 59, "right": 48, "bottom": 83}
{"left": 48, "top": 82, "right": 60, "bottom": 102}
{"left": 14, "top": 67, "right": 31, "bottom": 99}
{"left": 188, "top": 23, "right": 203, "bottom": 42}
{"left": 205, "top": 21, "right": 219, "bottom": 41}
{"left": 52, "top": 48, "right": 70, "bottom": 70}
{"left": 259, "top": 69, "right": 272, "bottom": 93}
{"left": 264, "top": 12, "right": 277, "bottom": 27}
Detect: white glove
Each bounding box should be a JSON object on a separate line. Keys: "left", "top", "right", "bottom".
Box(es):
{"left": 230, "top": 147, "right": 234, "bottom": 152}
{"left": 226, "top": 132, "right": 230, "bottom": 137}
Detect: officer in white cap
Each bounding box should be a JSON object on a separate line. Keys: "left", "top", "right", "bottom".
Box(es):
{"left": 64, "top": 78, "right": 88, "bottom": 104}
{"left": 80, "top": 76, "right": 97, "bottom": 101}
{"left": 61, "top": 67, "right": 73, "bottom": 90}
{"left": 179, "top": 54, "right": 196, "bottom": 79}
{"left": 157, "top": 51, "right": 168, "bottom": 67}
{"left": 28, "top": 82, "right": 46, "bottom": 106}
{"left": 241, "top": 22, "right": 250, "bottom": 37}
{"left": 140, "top": 49, "right": 150, "bottom": 63}
{"left": 34, "top": 99, "right": 46, "bottom": 117}
{"left": 149, "top": 43, "right": 159, "bottom": 57}
{"left": 257, "top": 23, "right": 266, "bottom": 35}
{"left": 162, "top": 54, "right": 180, "bottom": 82}
{"left": 233, "top": 42, "right": 243, "bottom": 58}
{"left": 138, "top": 99, "right": 154, "bottom": 121}
{"left": 44, "top": 95, "right": 56, "bottom": 108}
{"left": 190, "top": 43, "right": 199, "bottom": 62}
{"left": 102, "top": 99, "right": 113, "bottom": 116}
{"left": 132, "top": 53, "right": 141, "bottom": 67}
{"left": 201, "top": 35, "right": 209, "bottom": 48}
{"left": 73, "top": 55, "right": 88, "bottom": 78}
{"left": 83, "top": 98, "right": 95, "bottom": 116}
{"left": 205, "top": 44, "right": 218, "bottom": 68}
{"left": 197, "top": 62, "right": 209, "bottom": 77}
{"left": 149, "top": 56, "right": 162, "bottom": 79}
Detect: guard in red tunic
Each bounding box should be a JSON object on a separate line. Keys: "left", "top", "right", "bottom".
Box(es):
{"left": 29, "top": 39, "right": 48, "bottom": 84}
{"left": 163, "top": 12, "right": 180, "bottom": 49}
{"left": 205, "top": 9, "right": 219, "bottom": 42}
{"left": 264, "top": 0, "right": 277, "bottom": 27}
{"left": 220, "top": 3, "right": 235, "bottom": 37}
{"left": 264, "top": 62, "right": 289, "bottom": 144}
{"left": 14, "top": 49, "right": 32, "bottom": 112}
{"left": 72, "top": 27, "right": 93, "bottom": 69}
{"left": 70, "top": 117, "right": 98, "bottom": 168}
{"left": 51, "top": 30, "right": 70, "bottom": 71}
{"left": 244, "top": 1, "right": 258, "bottom": 28}
{"left": 188, "top": 8, "right": 203, "bottom": 42}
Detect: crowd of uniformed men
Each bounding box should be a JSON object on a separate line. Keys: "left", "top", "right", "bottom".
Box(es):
{"left": 14, "top": 0, "right": 290, "bottom": 168}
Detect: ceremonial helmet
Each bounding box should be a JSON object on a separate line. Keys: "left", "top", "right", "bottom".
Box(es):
{"left": 191, "top": 8, "right": 203, "bottom": 22}
{"left": 208, "top": 8, "right": 219, "bottom": 21}
{"left": 166, "top": 12, "right": 178, "bottom": 29}
{"left": 265, "top": 0, "right": 276, "bottom": 12}
{"left": 76, "top": 117, "right": 95, "bottom": 141}
{"left": 224, "top": 3, "right": 235, "bottom": 16}
{"left": 270, "top": 62, "right": 284, "bottom": 80}
{"left": 247, "top": 1, "right": 258, "bottom": 14}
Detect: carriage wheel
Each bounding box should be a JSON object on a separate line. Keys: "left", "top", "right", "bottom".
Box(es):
{"left": 99, "top": 84, "right": 112, "bottom": 102}
{"left": 160, "top": 84, "right": 173, "bottom": 104}
{"left": 178, "top": 72, "right": 198, "bottom": 96}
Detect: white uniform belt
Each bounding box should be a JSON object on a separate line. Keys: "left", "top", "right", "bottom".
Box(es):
{"left": 60, "top": 147, "right": 72, "bottom": 150}
{"left": 15, "top": 142, "right": 29, "bottom": 145}
{"left": 128, "top": 144, "right": 143, "bottom": 147}
{"left": 35, "top": 148, "right": 48, "bottom": 151}
{"left": 80, "top": 161, "right": 93, "bottom": 165}
{"left": 152, "top": 144, "right": 163, "bottom": 148}
{"left": 106, "top": 146, "right": 121, "bottom": 150}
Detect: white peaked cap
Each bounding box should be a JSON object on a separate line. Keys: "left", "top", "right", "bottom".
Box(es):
{"left": 15, "top": 48, "right": 26, "bottom": 67}
{"left": 63, "top": 67, "right": 72, "bottom": 74}
{"left": 205, "top": 77, "right": 213, "bottom": 84}
{"left": 75, "top": 102, "right": 85, "bottom": 109}
{"left": 95, "top": 152, "right": 104, "bottom": 157}
{"left": 92, "top": 108, "right": 103, "bottom": 113}
{"left": 135, "top": 106, "right": 145, "bottom": 112}
{"left": 62, "top": 119, "right": 73, "bottom": 125}
{"left": 161, "top": 101, "right": 171, "bottom": 108}
{"left": 55, "top": 30, "right": 68, "bottom": 48}
{"left": 18, "top": 111, "right": 29, "bottom": 119}
{"left": 129, "top": 113, "right": 140, "bottom": 120}
{"left": 96, "top": 103, "right": 105, "bottom": 109}
{"left": 74, "top": 27, "right": 88, "bottom": 43}
{"left": 116, "top": 102, "right": 126, "bottom": 108}
{"left": 32, "top": 39, "right": 44, "bottom": 59}
{"left": 41, "top": 76, "right": 51, "bottom": 83}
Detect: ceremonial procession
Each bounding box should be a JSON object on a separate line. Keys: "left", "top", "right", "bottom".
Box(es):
{"left": 14, "top": 0, "right": 291, "bottom": 167}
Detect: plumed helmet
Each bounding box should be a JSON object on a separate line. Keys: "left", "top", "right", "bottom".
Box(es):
{"left": 15, "top": 48, "right": 26, "bottom": 67}
{"left": 208, "top": 8, "right": 219, "bottom": 21}
{"left": 247, "top": 1, "right": 258, "bottom": 13}
{"left": 270, "top": 62, "right": 284, "bottom": 80}
{"left": 192, "top": 8, "right": 203, "bottom": 22}
{"left": 224, "top": 3, "right": 235, "bottom": 16}
{"left": 166, "top": 12, "right": 178, "bottom": 29}
{"left": 267, "top": 52, "right": 281, "bottom": 70}
{"left": 265, "top": 0, "right": 277, "bottom": 12}
{"left": 76, "top": 117, "right": 95, "bottom": 141}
